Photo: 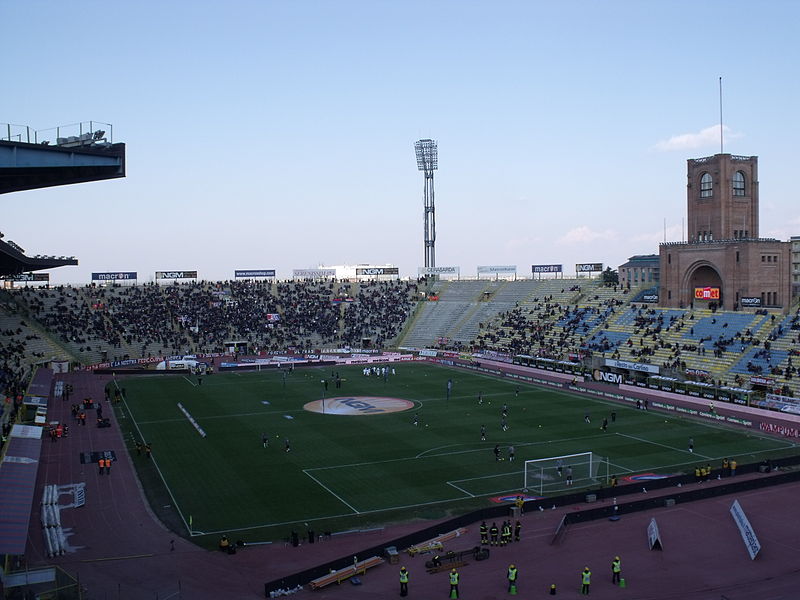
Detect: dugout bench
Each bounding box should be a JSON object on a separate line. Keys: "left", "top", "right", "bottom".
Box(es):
{"left": 308, "top": 556, "right": 384, "bottom": 590}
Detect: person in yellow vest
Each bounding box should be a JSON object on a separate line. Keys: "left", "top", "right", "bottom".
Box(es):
{"left": 399, "top": 566, "right": 409, "bottom": 597}
{"left": 581, "top": 566, "right": 591, "bottom": 595}
{"left": 507, "top": 564, "right": 518, "bottom": 592}
{"left": 611, "top": 556, "right": 621, "bottom": 585}
{"left": 695, "top": 465, "right": 701, "bottom": 483}
{"left": 449, "top": 568, "right": 460, "bottom": 598}
{"left": 722, "top": 457, "right": 730, "bottom": 476}
{"left": 514, "top": 494, "right": 525, "bottom": 514}
{"left": 730, "top": 458, "right": 737, "bottom": 476}
{"left": 98, "top": 457, "right": 104, "bottom": 475}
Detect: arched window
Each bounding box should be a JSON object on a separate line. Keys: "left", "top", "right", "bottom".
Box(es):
{"left": 700, "top": 172, "right": 713, "bottom": 198}
{"left": 733, "top": 171, "right": 746, "bottom": 196}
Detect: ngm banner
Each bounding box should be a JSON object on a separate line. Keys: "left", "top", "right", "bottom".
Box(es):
{"left": 235, "top": 270, "right": 276, "bottom": 278}
{"left": 532, "top": 264, "right": 562, "bottom": 273}
{"left": 293, "top": 269, "right": 336, "bottom": 279}
{"left": 155, "top": 271, "right": 198, "bottom": 279}
{"left": 92, "top": 272, "right": 137, "bottom": 281}
{"left": 576, "top": 263, "right": 603, "bottom": 273}
{"left": 5, "top": 272, "right": 50, "bottom": 282}
{"left": 418, "top": 266, "right": 459, "bottom": 276}
{"left": 356, "top": 267, "right": 399, "bottom": 276}
{"left": 477, "top": 265, "right": 517, "bottom": 274}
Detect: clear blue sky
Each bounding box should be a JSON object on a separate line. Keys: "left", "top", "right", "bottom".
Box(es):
{"left": 4, "top": 0, "right": 800, "bottom": 283}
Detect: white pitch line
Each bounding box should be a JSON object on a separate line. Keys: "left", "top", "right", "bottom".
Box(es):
{"left": 182, "top": 376, "right": 197, "bottom": 387}
{"left": 303, "top": 470, "right": 360, "bottom": 514}
{"left": 446, "top": 481, "right": 475, "bottom": 497}
{"left": 616, "top": 432, "right": 713, "bottom": 460}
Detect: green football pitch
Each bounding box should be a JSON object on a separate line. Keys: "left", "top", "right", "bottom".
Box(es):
{"left": 114, "top": 363, "right": 796, "bottom": 542}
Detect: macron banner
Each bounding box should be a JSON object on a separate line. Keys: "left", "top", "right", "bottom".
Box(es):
{"left": 92, "top": 272, "right": 137, "bottom": 281}
{"left": 235, "top": 270, "right": 275, "bottom": 278}
{"left": 532, "top": 264, "right": 562, "bottom": 274}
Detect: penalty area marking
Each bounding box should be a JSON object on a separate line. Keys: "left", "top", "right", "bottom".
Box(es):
{"left": 303, "top": 470, "right": 360, "bottom": 514}
{"left": 182, "top": 376, "right": 197, "bottom": 387}
{"left": 616, "top": 432, "right": 713, "bottom": 460}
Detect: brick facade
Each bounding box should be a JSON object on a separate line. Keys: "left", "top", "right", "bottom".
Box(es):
{"left": 659, "top": 154, "right": 792, "bottom": 312}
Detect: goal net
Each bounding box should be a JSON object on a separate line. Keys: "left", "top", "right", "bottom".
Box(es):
{"left": 523, "top": 452, "right": 606, "bottom": 496}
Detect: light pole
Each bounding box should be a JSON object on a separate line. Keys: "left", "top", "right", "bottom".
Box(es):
{"left": 415, "top": 139, "right": 438, "bottom": 269}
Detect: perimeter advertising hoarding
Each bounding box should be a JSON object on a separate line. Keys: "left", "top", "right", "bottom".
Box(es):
{"left": 418, "top": 266, "right": 459, "bottom": 276}
{"left": 235, "top": 270, "right": 276, "bottom": 278}
{"left": 694, "top": 287, "right": 720, "bottom": 300}
{"left": 155, "top": 271, "right": 198, "bottom": 279}
{"left": 477, "top": 265, "right": 517, "bottom": 274}
{"left": 356, "top": 267, "right": 399, "bottom": 276}
{"left": 605, "top": 358, "right": 660, "bottom": 374}
{"left": 92, "top": 272, "right": 137, "bottom": 281}
{"left": 532, "top": 264, "right": 562, "bottom": 273}
{"left": 5, "top": 272, "right": 50, "bottom": 281}
{"left": 576, "top": 263, "right": 603, "bottom": 273}
{"left": 293, "top": 269, "right": 336, "bottom": 279}
{"left": 730, "top": 500, "right": 761, "bottom": 559}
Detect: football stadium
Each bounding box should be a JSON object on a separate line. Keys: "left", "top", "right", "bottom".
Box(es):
{"left": 4, "top": 6, "right": 800, "bottom": 598}
{"left": 2, "top": 119, "right": 800, "bottom": 599}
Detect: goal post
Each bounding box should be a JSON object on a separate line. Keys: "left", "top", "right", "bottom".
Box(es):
{"left": 523, "top": 452, "right": 607, "bottom": 496}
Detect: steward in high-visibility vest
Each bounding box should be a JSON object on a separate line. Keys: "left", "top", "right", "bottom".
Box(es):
{"left": 480, "top": 521, "right": 488, "bottom": 545}
{"left": 611, "top": 556, "right": 621, "bottom": 584}
{"left": 695, "top": 466, "right": 701, "bottom": 482}
{"left": 501, "top": 521, "right": 511, "bottom": 546}
{"left": 507, "top": 564, "right": 518, "bottom": 591}
{"left": 449, "top": 569, "right": 460, "bottom": 596}
{"left": 399, "top": 566, "right": 409, "bottom": 597}
{"left": 581, "top": 567, "right": 591, "bottom": 595}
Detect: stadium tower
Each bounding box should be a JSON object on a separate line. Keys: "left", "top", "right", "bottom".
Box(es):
{"left": 414, "top": 139, "right": 438, "bottom": 268}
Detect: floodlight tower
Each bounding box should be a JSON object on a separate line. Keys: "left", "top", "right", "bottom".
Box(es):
{"left": 415, "top": 139, "right": 438, "bottom": 268}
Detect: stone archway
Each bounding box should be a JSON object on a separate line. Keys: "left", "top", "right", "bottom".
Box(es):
{"left": 684, "top": 262, "right": 724, "bottom": 310}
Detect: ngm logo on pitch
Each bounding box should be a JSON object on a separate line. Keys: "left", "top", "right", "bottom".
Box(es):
{"left": 304, "top": 397, "right": 414, "bottom": 415}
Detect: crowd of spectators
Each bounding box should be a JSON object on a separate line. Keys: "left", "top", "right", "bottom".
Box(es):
{"left": 474, "top": 292, "right": 626, "bottom": 361}
{"left": 6, "top": 279, "right": 417, "bottom": 360}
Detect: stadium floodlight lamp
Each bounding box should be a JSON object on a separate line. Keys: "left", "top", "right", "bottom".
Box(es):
{"left": 415, "top": 139, "right": 438, "bottom": 173}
